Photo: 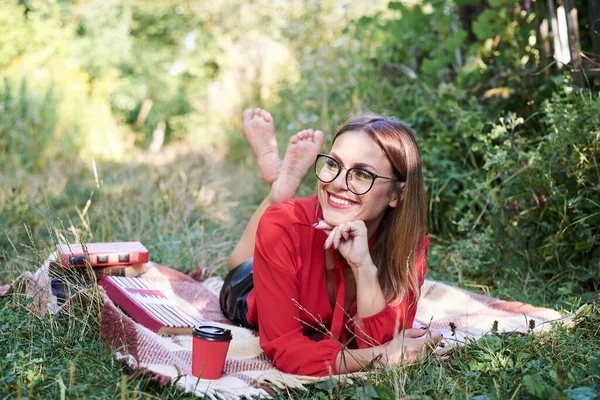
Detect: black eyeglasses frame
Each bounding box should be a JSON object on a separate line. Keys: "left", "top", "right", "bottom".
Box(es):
{"left": 313, "top": 153, "right": 401, "bottom": 195}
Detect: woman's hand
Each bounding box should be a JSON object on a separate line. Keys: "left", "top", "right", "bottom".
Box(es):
{"left": 314, "top": 219, "right": 386, "bottom": 318}
{"left": 381, "top": 328, "right": 442, "bottom": 366}
{"left": 314, "top": 219, "right": 372, "bottom": 269}
{"left": 336, "top": 328, "right": 442, "bottom": 373}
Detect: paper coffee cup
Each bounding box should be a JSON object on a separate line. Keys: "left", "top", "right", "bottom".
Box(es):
{"left": 191, "top": 325, "right": 233, "bottom": 379}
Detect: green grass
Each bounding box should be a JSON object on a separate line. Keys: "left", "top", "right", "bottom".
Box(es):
{"left": 1, "top": 144, "right": 598, "bottom": 399}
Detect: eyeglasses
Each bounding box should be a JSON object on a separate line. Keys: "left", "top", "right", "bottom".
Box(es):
{"left": 314, "top": 153, "right": 400, "bottom": 195}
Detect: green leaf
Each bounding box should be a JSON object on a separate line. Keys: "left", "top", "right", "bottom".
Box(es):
{"left": 479, "top": 335, "right": 503, "bottom": 351}
{"left": 388, "top": 2, "right": 405, "bottom": 11}
{"left": 354, "top": 385, "right": 379, "bottom": 399}
{"left": 22, "top": 297, "right": 34, "bottom": 306}
{"left": 357, "top": 16, "right": 373, "bottom": 28}
{"left": 575, "top": 238, "right": 595, "bottom": 250}
{"left": 314, "top": 379, "right": 335, "bottom": 392}
{"left": 468, "top": 359, "right": 485, "bottom": 372}
{"left": 373, "top": 385, "right": 396, "bottom": 399}
{"left": 522, "top": 375, "right": 547, "bottom": 399}
{"left": 444, "top": 29, "right": 467, "bottom": 53}
{"left": 565, "top": 387, "right": 597, "bottom": 400}
{"left": 472, "top": 9, "right": 503, "bottom": 41}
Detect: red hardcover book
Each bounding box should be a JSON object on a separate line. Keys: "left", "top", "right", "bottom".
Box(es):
{"left": 56, "top": 242, "right": 149, "bottom": 268}
{"left": 99, "top": 276, "right": 203, "bottom": 335}
{"left": 92, "top": 263, "right": 148, "bottom": 280}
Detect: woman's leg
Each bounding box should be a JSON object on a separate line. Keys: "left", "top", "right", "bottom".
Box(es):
{"left": 228, "top": 111, "right": 324, "bottom": 270}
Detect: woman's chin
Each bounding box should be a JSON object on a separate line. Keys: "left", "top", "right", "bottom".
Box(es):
{"left": 318, "top": 192, "right": 360, "bottom": 226}
{"left": 322, "top": 209, "right": 355, "bottom": 227}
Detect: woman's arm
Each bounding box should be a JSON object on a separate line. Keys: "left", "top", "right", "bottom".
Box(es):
{"left": 352, "top": 260, "right": 387, "bottom": 318}
{"left": 317, "top": 220, "right": 430, "bottom": 347}
{"left": 335, "top": 328, "right": 442, "bottom": 373}
{"left": 318, "top": 219, "right": 387, "bottom": 318}
{"left": 253, "top": 203, "right": 346, "bottom": 376}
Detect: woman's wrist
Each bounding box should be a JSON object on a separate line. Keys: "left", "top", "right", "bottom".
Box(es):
{"left": 335, "top": 345, "right": 384, "bottom": 373}
{"left": 351, "top": 259, "right": 377, "bottom": 277}
{"left": 354, "top": 262, "right": 387, "bottom": 318}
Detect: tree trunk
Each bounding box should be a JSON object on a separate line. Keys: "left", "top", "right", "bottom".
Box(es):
{"left": 135, "top": 97, "right": 154, "bottom": 128}
{"left": 589, "top": 0, "right": 600, "bottom": 61}
{"left": 536, "top": 0, "right": 552, "bottom": 77}
{"left": 149, "top": 119, "right": 166, "bottom": 153}
{"left": 564, "top": 0, "right": 583, "bottom": 86}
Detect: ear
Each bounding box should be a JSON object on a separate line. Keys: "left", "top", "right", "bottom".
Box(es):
{"left": 388, "top": 182, "right": 405, "bottom": 208}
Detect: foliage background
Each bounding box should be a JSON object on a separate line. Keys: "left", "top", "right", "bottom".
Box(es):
{"left": 0, "top": 0, "right": 598, "bottom": 398}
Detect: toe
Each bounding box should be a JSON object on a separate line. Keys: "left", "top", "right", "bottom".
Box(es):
{"left": 296, "top": 130, "right": 307, "bottom": 139}
{"left": 242, "top": 109, "right": 253, "bottom": 122}
{"left": 262, "top": 110, "right": 273, "bottom": 122}
{"left": 313, "top": 130, "right": 324, "bottom": 145}
{"left": 254, "top": 108, "right": 262, "bottom": 117}
{"left": 259, "top": 109, "right": 273, "bottom": 123}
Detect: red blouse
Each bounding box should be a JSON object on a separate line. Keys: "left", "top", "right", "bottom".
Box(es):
{"left": 245, "top": 195, "right": 428, "bottom": 376}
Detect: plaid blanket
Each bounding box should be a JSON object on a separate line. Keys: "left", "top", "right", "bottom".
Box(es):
{"left": 2, "top": 255, "right": 565, "bottom": 400}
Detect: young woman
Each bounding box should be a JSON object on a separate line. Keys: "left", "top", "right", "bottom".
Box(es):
{"left": 220, "top": 108, "right": 441, "bottom": 376}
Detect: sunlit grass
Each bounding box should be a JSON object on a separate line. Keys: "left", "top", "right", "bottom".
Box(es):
{"left": 0, "top": 143, "right": 261, "bottom": 398}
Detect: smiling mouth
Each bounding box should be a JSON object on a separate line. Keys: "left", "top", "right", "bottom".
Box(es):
{"left": 328, "top": 193, "right": 358, "bottom": 206}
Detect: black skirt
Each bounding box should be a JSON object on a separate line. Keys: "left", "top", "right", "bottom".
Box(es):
{"left": 219, "top": 259, "right": 255, "bottom": 329}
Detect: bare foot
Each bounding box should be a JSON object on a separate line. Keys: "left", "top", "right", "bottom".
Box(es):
{"left": 269, "top": 129, "right": 324, "bottom": 204}
{"left": 242, "top": 108, "right": 281, "bottom": 185}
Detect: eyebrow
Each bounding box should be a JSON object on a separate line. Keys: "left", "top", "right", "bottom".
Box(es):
{"left": 329, "top": 152, "right": 378, "bottom": 172}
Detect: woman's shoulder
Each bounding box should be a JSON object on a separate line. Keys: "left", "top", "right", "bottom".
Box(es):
{"left": 262, "top": 195, "right": 318, "bottom": 226}
{"left": 255, "top": 196, "right": 320, "bottom": 269}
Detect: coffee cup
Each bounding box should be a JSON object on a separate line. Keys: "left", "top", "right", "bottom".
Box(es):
{"left": 191, "top": 325, "right": 233, "bottom": 379}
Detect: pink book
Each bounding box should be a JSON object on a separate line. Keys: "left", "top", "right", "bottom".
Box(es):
{"left": 56, "top": 242, "right": 149, "bottom": 268}
{"left": 99, "top": 276, "right": 203, "bottom": 336}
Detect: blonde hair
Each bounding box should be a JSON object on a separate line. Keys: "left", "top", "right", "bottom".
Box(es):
{"left": 332, "top": 113, "right": 427, "bottom": 306}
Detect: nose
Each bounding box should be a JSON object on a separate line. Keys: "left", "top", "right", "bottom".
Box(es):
{"left": 330, "top": 168, "right": 349, "bottom": 191}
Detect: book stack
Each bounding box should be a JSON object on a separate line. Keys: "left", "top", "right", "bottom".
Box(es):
{"left": 51, "top": 242, "right": 202, "bottom": 335}
{"left": 52, "top": 242, "right": 150, "bottom": 281}
{"left": 99, "top": 276, "right": 204, "bottom": 335}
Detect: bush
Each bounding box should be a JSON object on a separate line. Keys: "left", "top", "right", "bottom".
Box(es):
{"left": 0, "top": 3, "right": 133, "bottom": 171}
{"left": 0, "top": 78, "right": 59, "bottom": 169}
{"left": 488, "top": 82, "right": 599, "bottom": 304}
{"left": 439, "top": 79, "right": 599, "bottom": 306}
